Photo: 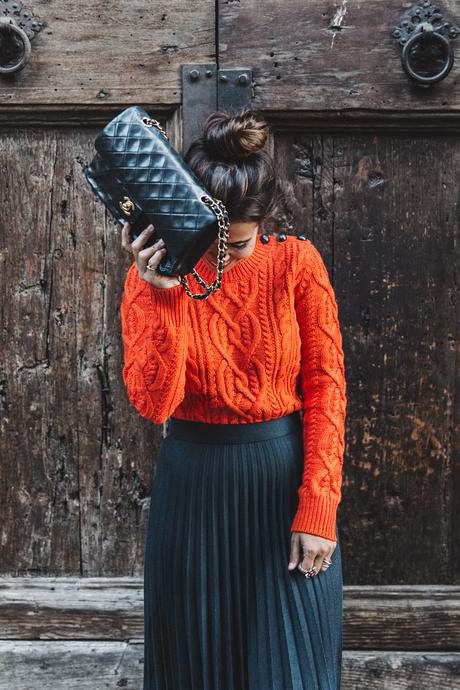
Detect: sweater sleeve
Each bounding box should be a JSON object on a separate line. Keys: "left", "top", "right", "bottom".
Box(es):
{"left": 291, "top": 240, "right": 347, "bottom": 541}
{"left": 120, "top": 261, "right": 189, "bottom": 424}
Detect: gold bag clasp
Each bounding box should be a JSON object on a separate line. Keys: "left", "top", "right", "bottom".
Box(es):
{"left": 119, "top": 196, "right": 135, "bottom": 215}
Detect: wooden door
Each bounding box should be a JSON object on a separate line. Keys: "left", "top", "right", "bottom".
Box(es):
{"left": 1, "top": 0, "right": 459, "bottom": 687}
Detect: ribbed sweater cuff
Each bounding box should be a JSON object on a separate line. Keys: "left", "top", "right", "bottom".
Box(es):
{"left": 290, "top": 493, "right": 339, "bottom": 542}
{"left": 148, "top": 283, "right": 188, "bottom": 327}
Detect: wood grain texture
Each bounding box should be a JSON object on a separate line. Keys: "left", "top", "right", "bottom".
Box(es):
{"left": 1, "top": 579, "right": 459, "bottom": 651}
{"left": 0, "top": 0, "right": 214, "bottom": 107}
{"left": 0, "top": 643, "right": 458, "bottom": 690}
{"left": 0, "top": 640, "right": 144, "bottom": 690}
{"left": 0, "top": 126, "right": 170, "bottom": 576}
{"left": 1, "top": 127, "right": 459, "bottom": 585}
{"left": 274, "top": 130, "right": 460, "bottom": 585}
{"left": 342, "top": 653, "right": 460, "bottom": 689}
{"left": 219, "top": 0, "right": 460, "bottom": 113}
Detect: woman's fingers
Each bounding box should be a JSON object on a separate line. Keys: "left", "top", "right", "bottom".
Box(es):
{"left": 121, "top": 224, "right": 179, "bottom": 289}
{"left": 138, "top": 239, "right": 166, "bottom": 273}
{"left": 288, "top": 533, "right": 301, "bottom": 570}
{"left": 319, "top": 542, "right": 336, "bottom": 571}
{"left": 121, "top": 222, "right": 132, "bottom": 252}
{"left": 299, "top": 544, "right": 317, "bottom": 575}
{"left": 313, "top": 551, "right": 327, "bottom": 573}
{"left": 131, "top": 224, "right": 155, "bottom": 256}
{"left": 121, "top": 222, "right": 156, "bottom": 257}
{"left": 289, "top": 532, "right": 336, "bottom": 578}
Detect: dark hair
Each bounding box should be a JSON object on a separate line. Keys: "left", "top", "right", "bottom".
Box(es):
{"left": 184, "top": 107, "right": 280, "bottom": 227}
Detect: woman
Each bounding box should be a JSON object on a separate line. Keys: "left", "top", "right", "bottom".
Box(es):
{"left": 120, "top": 108, "right": 347, "bottom": 690}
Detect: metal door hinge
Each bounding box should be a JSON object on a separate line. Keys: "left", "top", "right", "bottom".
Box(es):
{"left": 181, "top": 64, "right": 253, "bottom": 154}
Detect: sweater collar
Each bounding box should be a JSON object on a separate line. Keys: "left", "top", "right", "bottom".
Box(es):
{"left": 193, "top": 236, "right": 268, "bottom": 286}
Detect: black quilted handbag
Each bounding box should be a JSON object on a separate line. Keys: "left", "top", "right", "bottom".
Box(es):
{"left": 84, "top": 105, "right": 230, "bottom": 300}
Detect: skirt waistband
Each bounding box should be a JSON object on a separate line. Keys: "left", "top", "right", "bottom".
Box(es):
{"left": 167, "top": 410, "right": 302, "bottom": 444}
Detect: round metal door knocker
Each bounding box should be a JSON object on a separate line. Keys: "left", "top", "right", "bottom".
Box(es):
{"left": 392, "top": 1, "right": 459, "bottom": 86}
{"left": 0, "top": 0, "right": 43, "bottom": 76}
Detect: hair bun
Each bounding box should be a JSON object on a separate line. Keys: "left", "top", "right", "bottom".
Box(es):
{"left": 202, "top": 108, "right": 269, "bottom": 163}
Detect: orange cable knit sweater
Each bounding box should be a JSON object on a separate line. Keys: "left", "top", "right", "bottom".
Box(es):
{"left": 120, "top": 234, "right": 347, "bottom": 542}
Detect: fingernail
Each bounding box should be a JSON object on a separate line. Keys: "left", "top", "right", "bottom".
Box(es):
{"left": 288, "top": 562, "right": 296, "bottom": 570}
{"left": 147, "top": 224, "right": 154, "bottom": 231}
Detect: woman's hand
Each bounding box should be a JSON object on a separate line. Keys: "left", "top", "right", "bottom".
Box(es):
{"left": 121, "top": 222, "right": 181, "bottom": 289}
{"left": 288, "top": 532, "right": 336, "bottom": 577}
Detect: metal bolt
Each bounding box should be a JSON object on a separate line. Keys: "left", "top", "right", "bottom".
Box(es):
{"left": 189, "top": 69, "right": 200, "bottom": 80}
{"left": 219, "top": 74, "right": 228, "bottom": 82}
{"left": 205, "top": 69, "right": 213, "bottom": 77}
{"left": 238, "top": 73, "right": 249, "bottom": 85}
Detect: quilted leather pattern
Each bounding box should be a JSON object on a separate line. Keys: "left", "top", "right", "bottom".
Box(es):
{"left": 84, "top": 105, "right": 219, "bottom": 276}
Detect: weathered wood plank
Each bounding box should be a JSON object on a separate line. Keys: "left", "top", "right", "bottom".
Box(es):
{"left": 0, "top": 130, "right": 82, "bottom": 574}
{"left": 2, "top": 1, "right": 460, "bottom": 122}
{"left": 220, "top": 0, "right": 460, "bottom": 112}
{"left": 275, "top": 130, "right": 460, "bottom": 584}
{"left": 0, "top": 127, "right": 166, "bottom": 576}
{"left": 3, "top": 109, "right": 460, "bottom": 130}
{"left": 0, "top": 0, "right": 214, "bottom": 107}
{"left": 0, "top": 640, "right": 144, "bottom": 690}
{"left": 0, "top": 578, "right": 144, "bottom": 640}
{"left": 1, "top": 579, "right": 459, "bottom": 651}
{"left": 330, "top": 132, "right": 460, "bottom": 585}
{"left": 0, "top": 643, "right": 458, "bottom": 690}
{"left": 343, "top": 586, "right": 460, "bottom": 651}
{"left": 2, "top": 128, "right": 459, "bottom": 584}
{"left": 342, "top": 652, "right": 460, "bottom": 689}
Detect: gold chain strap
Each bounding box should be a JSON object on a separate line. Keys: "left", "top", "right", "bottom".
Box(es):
{"left": 139, "top": 114, "right": 230, "bottom": 300}
{"left": 139, "top": 116, "right": 169, "bottom": 139}
{"left": 178, "top": 195, "right": 230, "bottom": 300}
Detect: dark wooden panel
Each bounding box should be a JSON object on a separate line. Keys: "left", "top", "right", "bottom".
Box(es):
{"left": 1, "top": 579, "right": 459, "bottom": 652}
{"left": 333, "top": 133, "right": 459, "bottom": 585}
{"left": 0, "top": 126, "right": 170, "bottom": 575}
{"left": 342, "top": 652, "right": 460, "bottom": 689}
{"left": 0, "top": 643, "right": 458, "bottom": 690}
{"left": 220, "top": 0, "right": 460, "bottom": 115}
{"left": 343, "top": 586, "right": 460, "bottom": 651}
{"left": 0, "top": 640, "right": 144, "bottom": 690}
{"left": 2, "top": 127, "right": 458, "bottom": 583}
{"left": 275, "top": 131, "right": 460, "bottom": 584}
{"left": 0, "top": 0, "right": 214, "bottom": 107}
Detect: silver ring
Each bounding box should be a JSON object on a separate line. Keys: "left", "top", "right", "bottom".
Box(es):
{"left": 323, "top": 558, "right": 333, "bottom": 565}
{"left": 303, "top": 566, "right": 318, "bottom": 579}
{"left": 146, "top": 263, "right": 155, "bottom": 272}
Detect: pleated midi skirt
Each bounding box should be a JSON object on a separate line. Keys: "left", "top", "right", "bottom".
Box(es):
{"left": 143, "top": 410, "right": 343, "bottom": 690}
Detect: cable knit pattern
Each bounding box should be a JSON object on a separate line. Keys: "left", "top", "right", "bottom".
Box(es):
{"left": 120, "top": 235, "right": 347, "bottom": 541}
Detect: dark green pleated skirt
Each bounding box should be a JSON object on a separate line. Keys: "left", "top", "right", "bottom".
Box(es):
{"left": 143, "top": 411, "right": 343, "bottom": 690}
